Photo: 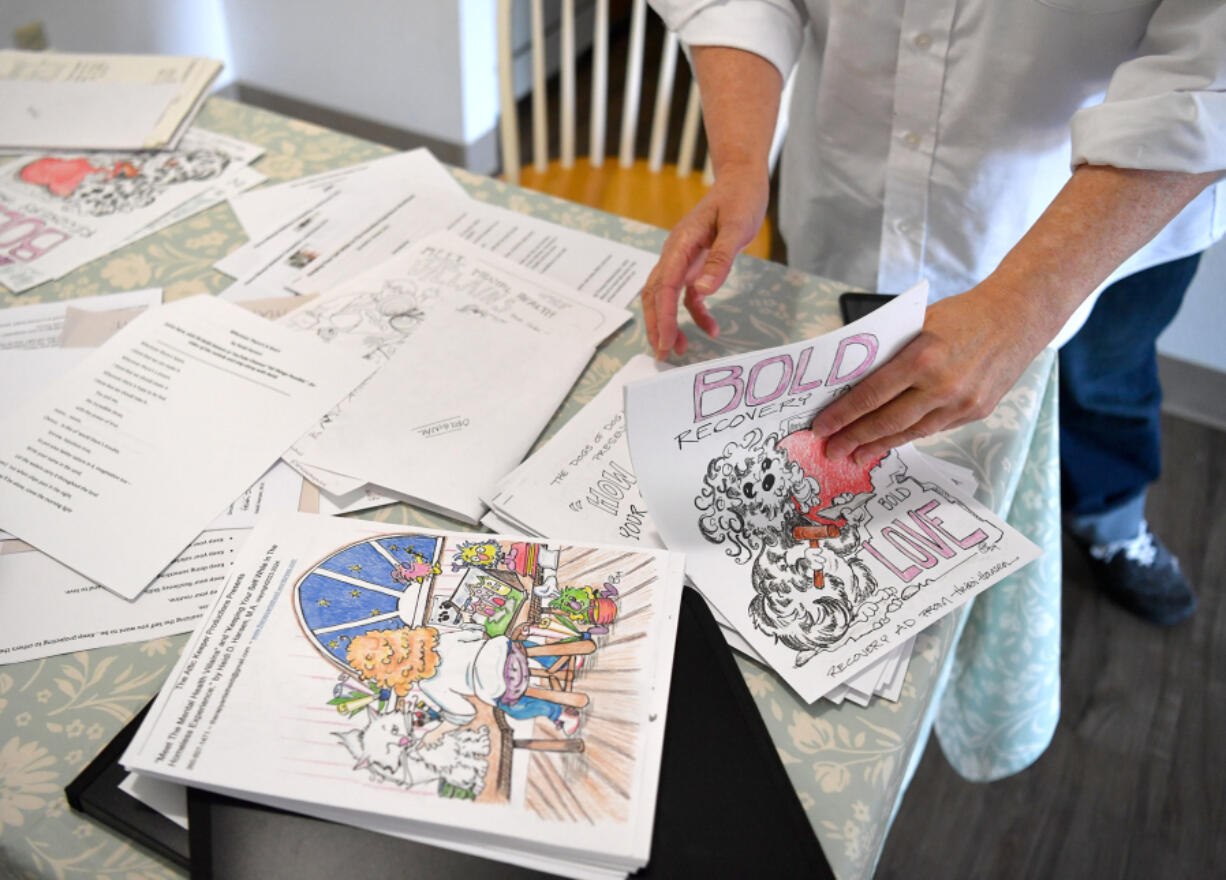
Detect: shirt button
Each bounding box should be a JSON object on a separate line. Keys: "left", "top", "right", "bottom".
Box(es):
{"left": 898, "top": 220, "right": 916, "bottom": 236}
{"left": 903, "top": 131, "right": 922, "bottom": 149}
{"left": 914, "top": 33, "right": 933, "bottom": 50}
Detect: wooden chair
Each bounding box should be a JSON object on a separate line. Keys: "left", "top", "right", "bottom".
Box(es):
{"left": 496, "top": 0, "right": 789, "bottom": 260}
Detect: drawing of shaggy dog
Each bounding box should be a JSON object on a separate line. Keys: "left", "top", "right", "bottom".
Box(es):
{"left": 696, "top": 428, "right": 879, "bottom": 666}
{"left": 335, "top": 707, "right": 491, "bottom": 795}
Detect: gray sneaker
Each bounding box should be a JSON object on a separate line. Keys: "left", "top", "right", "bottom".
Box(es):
{"left": 1081, "top": 524, "right": 1196, "bottom": 626}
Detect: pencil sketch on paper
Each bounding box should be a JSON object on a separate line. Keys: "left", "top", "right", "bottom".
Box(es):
{"left": 281, "top": 278, "right": 437, "bottom": 363}
{"left": 695, "top": 425, "right": 1003, "bottom": 667}
{"left": 16, "top": 149, "right": 230, "bottom": 216}
{"left": 293, "top": 533, "right": 655, "bottom": 822}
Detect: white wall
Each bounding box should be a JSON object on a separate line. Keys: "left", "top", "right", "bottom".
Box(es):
{"left": 0, "top": 0, "right": 234, "bottom": 86}
{"left": 1157, "top": 236, "right": 1226, "bottom": 373}
{"left": 221, "top": 0, "right": 470, "bottom": 145}
{"left": 459, "top": 0, "right": 501, "bottom": 144}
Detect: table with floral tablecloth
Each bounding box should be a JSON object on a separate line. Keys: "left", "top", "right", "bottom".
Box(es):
{"left": 0, "top": 98, "right": 1061, "bottom": 880}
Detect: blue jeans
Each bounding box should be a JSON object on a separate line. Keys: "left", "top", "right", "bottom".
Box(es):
{"left": 1060, "top": 252, "right": 1202, "bottom": 544}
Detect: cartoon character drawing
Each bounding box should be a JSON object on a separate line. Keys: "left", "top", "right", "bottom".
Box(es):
{"left": 391, "top": 551, "right": 442, "bottom": 585}
{"left": 451, "top": 539, "right": 505, "bottom": 572}
{"left": 333, "top": 706, "right": 491, "bottom": 795}
{"left": 346, "top": 626, "right": 584, "bottom": 736}
{"left": 547, "top": 581, "right": 620, "bottom": 635}
{"left": 18, "top": 149, "right": 230, "bottom": 216}
{"left": 695, "top": 428, "right": 883, "bottom": 666}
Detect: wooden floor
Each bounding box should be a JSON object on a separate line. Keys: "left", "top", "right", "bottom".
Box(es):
{"left": 877, "top": 412, "right": 1226, "bottom": 880}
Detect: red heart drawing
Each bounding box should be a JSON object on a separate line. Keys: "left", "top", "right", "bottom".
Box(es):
{"left": 20, "top": 157, "right": 104, "bottom": 197}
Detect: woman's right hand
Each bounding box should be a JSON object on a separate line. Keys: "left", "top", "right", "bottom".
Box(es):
{"left": 640, "top": 166, "right": 771, "bottom": 359}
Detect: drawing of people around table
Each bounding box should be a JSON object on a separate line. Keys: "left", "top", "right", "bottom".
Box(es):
{"left": 294, "top": 533, "right": 651, "bottom": 821}
{"left": 696, "top": 425, "right": 1003, "bottom": 667}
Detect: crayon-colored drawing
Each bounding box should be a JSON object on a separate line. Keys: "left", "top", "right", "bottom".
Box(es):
{"left": 293, "top": 534, "right": 658, "bottom": 822}
{"left": 695, "top": 427, "right": 1000, "bottom": 666}
{"left": 17, "top": 149, "right": 230, "bottom": 216}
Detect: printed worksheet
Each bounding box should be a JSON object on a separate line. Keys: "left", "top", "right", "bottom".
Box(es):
{"left": 0, "top": 529, "right": 246, "bottom": 664}
{"left": 0, "top": 129, "right": 263, "bottom": 292}
{"left": 625, "top": 285, "right": 1041, "bottom": 701}
{"left": 214, "top": 149, "right": 469, "bottom": 299}
{"left": 437, "top": 200, "right": 653, "bottom": 310}
{"left": 0, "top": 295, "right": 376, "bottom": 598}
{"left": 123, "top": 513, "right": 684, "bottom": 879}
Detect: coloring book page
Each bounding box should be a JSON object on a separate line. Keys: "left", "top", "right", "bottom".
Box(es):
{"left": 0, "top": 127, "right": 263, "bottom": 292}
{"left": 123, "top": 513, "right": 684, "bottom": 877}
{"left": 625, "top": 285, "right": 1041, "bottom": 701}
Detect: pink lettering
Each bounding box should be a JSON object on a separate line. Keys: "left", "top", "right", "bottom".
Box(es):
{"left": 911, "top": 498, "right": 988, "bottom": 550}
{"left": 693, "top": 366, "right": 744, "bottom": 421}
{"left": 826, "top": 333, "right": 879, "bottom": 385}
{"left": 745, "top": 355, "right": 794, "bottom": 406}
{"left": 863, "top": 538, "right": 922, "bottom": 582}
{"left": 788, "top": 346, "right": 825, "bottom": 394}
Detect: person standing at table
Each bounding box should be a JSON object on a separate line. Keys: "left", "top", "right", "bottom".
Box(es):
{"left": 642, "top": 0, "right": 1225, "bottom": 625}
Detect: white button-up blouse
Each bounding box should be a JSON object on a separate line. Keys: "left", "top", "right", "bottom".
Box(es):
{"left": 652, "top": 0, "right": 1225, "bottom": 343}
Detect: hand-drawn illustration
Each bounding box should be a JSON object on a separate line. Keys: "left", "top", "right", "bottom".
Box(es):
{"left": 17, "top": 149, "right": 230, "bottom": 216}
{"left": 294, "top": 533, "right": 657, "bottom": 820}
{"left": 280, "top": 278, "right": 437, "bottom": 362}
{"left": 696, "top": 427, "right": 1001, "bottom": 667}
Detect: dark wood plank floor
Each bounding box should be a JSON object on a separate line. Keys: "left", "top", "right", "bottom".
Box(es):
{"left": 877, "top": 412, "right": 1226, "bottom": 880}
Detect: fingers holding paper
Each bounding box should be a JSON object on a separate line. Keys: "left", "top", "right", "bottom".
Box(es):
{"left": 811, "top": 287, "right": 1048, "bottom": 466}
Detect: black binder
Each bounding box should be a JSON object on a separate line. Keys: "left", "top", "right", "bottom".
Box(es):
{"left": 64, "top": 701, "right": 190, "bottom": 871}
{"left": 70, "top": 587, "right": 833, "bottom": 879}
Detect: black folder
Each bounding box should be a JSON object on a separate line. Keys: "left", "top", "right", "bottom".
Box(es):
{"left": 70, "top": 587, "right": 833, "bottom": 879}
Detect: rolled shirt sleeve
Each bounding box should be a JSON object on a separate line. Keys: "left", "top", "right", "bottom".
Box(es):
{"left": 1071, "top": 0, "right": 1226, "bottom": 174}
{"left": 649, "top": 0, "right": 807, "bottom": 80}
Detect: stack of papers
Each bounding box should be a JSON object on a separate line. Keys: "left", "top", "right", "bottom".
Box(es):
{"left": 275, "top": 232, "right": 632, "bottom": 524}
{"left": 217, "top": 149, "right": 654, "bottom": 308}
{"left": 481, "top": 352, "right": 943, "bottom": 705}
{"left": 0, "top": 50, "right": 221, "bottom": 151}
{"left": 0, "top": 127, "right": 265, "bottom": 293}
{"left": 625, "top": 284, "right": 1042, "bottom": 703}
{"left": 483, "top": 355, "right": 664, "bottom": 547}
{"left": 0, "top": 295, "right": 376, "bottom": 599}
{"left": 123, "top": 513, "right": 685, "bottom": 880}
{"left": 0, "top": 291, "right": 322, "bottom": 662}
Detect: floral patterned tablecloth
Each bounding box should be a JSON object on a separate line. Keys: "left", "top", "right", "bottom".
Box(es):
{"left": 0, "top": 98, "right": 1060, "bottom": 880}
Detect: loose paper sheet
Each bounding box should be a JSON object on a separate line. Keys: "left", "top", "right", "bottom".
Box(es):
{"left": 0, "top": 295, "right": 376, "bottom": 598}
{"left": 0, "top": 288, "right": 162, "bottom": 349}
{"left": 280, "top": 232, "right": 629, "bottom": 504}
{"left": 0, "top": 529, "right": 246, "bottom": 663}
{"left": 122, "top": 513, "right": 684, "bottom": 877}
{"left": 214, "top": 149, "right": 469, "bottom": 298}
{"left": 486, "top": 355, "right": 665, "bottom": 548}
{"left": 625, "top": 286, "right": 1042, "bottom": 701}
{"left": 300, "top": 306, "right": 595, "bottom": 524}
